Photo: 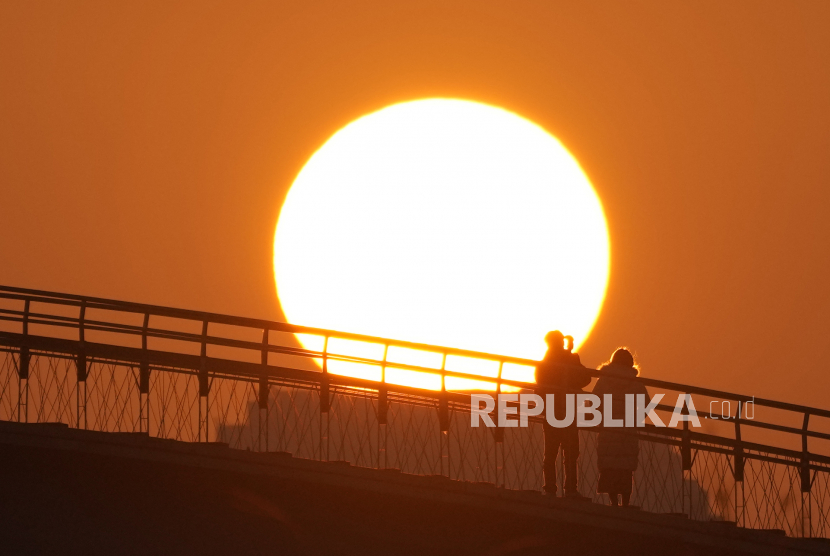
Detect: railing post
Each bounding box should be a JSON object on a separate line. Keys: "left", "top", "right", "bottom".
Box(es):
{"left": 76, "top": 301, "right": 87, "bottom": 430}
{"left": 493, "top": 361, "right": 504, "bottom": 488}
{"left": 258, "top": 329, "right": 270, "bottom": 453}
{"left": 319, "top": 336, "right": 329, "bottom": 461}
{"left": 139, "top": 313, "right": 150, "bottom": 435}
{"left": 439, "top": 353, "right": 450, "bottom": 477}
{"left": 17, "top": 299, "right": 30, "bottom": 423}
{"left": 734, "top": 401, "right": 745, "bottom": 527}
{"left": 198, "top": 320, "right": 209, "bottom": 442}
{"left": 377, "top": 344, "right": 388, "bottom": 470}
{"left": 681, "top": 418, "right": 692, "bottom": 518}
{"left": 801, "top": 412, "right": 812, "bottom": 538}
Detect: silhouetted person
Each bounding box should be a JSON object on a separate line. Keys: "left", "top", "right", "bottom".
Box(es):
{"left": 592, "top": 348, "right": 649, "bottom": 507}
{"left": 535, "top": 330, "right": 591, "bottom": 498}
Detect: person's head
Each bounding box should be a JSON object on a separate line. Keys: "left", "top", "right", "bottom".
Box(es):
{"left": 610, "top": 348, "right": 637, "bottom": 373}
{"left": 544, "top": 330, "right": 565, "bottom": 351}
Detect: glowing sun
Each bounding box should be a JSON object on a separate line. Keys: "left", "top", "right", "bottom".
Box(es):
{"left": 274, "top": 98, "right": 609, "bottom": 369}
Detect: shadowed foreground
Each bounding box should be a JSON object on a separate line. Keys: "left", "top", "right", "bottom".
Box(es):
{"left": 0, "top": 421, "right": 825, "bottom": 556}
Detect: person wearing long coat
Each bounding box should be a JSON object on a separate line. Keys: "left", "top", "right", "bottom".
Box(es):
{"left": 591, "top": 348, "right": 649, "bottom": 507}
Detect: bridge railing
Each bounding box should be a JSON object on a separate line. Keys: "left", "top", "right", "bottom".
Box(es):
{"left": 0, "top": 284, "right": 828, "bottom": 537}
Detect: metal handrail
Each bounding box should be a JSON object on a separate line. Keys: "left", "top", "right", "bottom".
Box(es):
{"left": 3, "top": 284, "right": 829, "bottom": 418}
{"left": 1, "top": 284, "right": 829, "bottom": 473}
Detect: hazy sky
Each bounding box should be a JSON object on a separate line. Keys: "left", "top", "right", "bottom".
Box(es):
{"left": 2, "top": 1, "right": 829, "bottom": 408}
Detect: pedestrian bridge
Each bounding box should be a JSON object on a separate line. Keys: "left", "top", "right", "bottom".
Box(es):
{"left": 0, "top": 285, "right": 828, "bottom": 540}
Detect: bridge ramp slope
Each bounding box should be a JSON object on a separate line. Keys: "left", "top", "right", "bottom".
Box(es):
{"left": 0, "top": 421, "right": 825, "bottom": 556}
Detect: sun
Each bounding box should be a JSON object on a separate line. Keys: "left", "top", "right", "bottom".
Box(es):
{"left": 273, "top": 98, "right": 609, "bottom": 383}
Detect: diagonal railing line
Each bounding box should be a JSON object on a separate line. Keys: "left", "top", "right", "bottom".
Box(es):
{"left": 3, "top": 323, "right": 830, "bottom": 459}
{"left": 1, "top": 284, "right": 830, "bottom": 475}
{"left": 2, "top": 284, "right": 829, "bottom": 420}
{"left": 5, "top": 326, "right": 830, "bottom": 450}
{"left": 3, "top": 336, "right": 830, "bottom": 473}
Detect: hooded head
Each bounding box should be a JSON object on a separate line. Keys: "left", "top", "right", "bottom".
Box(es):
{"left": 611, "top": 348, "right": 634, "bottom": 367}
{"left": 604, "top": 348, "right": 640, "bottom": 377}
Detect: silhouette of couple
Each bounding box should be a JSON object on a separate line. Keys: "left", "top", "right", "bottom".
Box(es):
{"left": 536, "top": 330, "right": 649, "bottom": 506}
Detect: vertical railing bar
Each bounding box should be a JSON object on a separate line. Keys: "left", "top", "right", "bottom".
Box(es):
{"left": 320, "top": 335, "right": 329, "bottom": 461}
{"left": 259, "top": 328, "right": 270, "bottom": 452}
{"left": 22, "top": 298, "right": 30, "bottom": 337}
{"left": 198, "top": 319, "right": 209, "bottom": 442}
{"left": 76, "top": 300, "right": 87, "bottom": 430}
{"left": 439, "top": 353, "right": 448, "bottom": 476}
{"left": 801, "top": 412, "right": 812, "bottom": 537}
{"left": 734, "top": 400, "right": 744, "bottom": 527}
{"left": 682, "top": 417, "right": 691, "bottom": 517}
{"left": 378, "top": 343, "right": 388, "bottom": 469}
{"left": 495, "top": 360, "right": 504, "bottom": 488}
{"left": 447, "top": 354, "right": 452, "bottom": 479}
{"left": 18, "top": 299, "right": 30, "bottom": 423}
{"left": 141, "top": 313, "right": 149, "bottom": 351}
{"left": 139, "top": 313, "right": 150, "bottom": 435}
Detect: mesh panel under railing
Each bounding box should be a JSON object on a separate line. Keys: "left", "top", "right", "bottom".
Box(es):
{"left": 0, "top": 349, "right": 828, "bottom": 538}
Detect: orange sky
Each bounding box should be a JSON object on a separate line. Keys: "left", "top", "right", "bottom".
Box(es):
{"left": 2, "top": 1, "right": 829, "bottom": 408}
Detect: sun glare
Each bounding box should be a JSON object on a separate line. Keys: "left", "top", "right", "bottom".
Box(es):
{"left": 274, "top": 99, "right": 609, "bottom": 389}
